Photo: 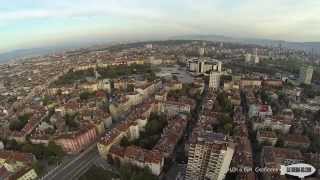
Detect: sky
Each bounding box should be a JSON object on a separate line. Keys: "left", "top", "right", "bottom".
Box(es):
{"left": 1, "top": 0, "right": 320, "bottom": 53}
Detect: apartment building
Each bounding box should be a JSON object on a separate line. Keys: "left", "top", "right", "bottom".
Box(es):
{"left": 185, "top": 133, "right": 235, "bottom": 180}
{"left": 55, "top": 123, "right": 98, "bottom": 154}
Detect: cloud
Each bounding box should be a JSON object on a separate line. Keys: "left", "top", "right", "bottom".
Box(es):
{"left": 0, "top": 0, "right": 166, "bottom": 21}
{"left": 1, "top": 0, "right": 320, "bottom": 52}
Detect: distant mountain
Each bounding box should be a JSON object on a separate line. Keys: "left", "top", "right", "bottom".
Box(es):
{"left": 0, "top": 40, "right": 107, "bottom": 63}
{"left": 172, "top": 34, "right": 320, "bottom": 54}
{"left": 1, "top": 35, "right": 319, "bottom": 63}
{"left": 0, "top": 48, "right": 61, "bottom": 63}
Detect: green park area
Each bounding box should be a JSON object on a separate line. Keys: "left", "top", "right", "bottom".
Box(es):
{"left": 211, "top": 92, "right": 235, "bottom": 135}
{"left": 120, "top": 113, "right": 167, "bottom": 150}
{"left": 9, "top": 114, "right": 31, "bottom": 131}
{"left": 51, "top": 64, "right": 159, "bottom": 87}
{"left": 80, "top": 164, "right": 157, "bottom": 180}
{"left": 3, "top": 139, "right": 65, "bottom": 175}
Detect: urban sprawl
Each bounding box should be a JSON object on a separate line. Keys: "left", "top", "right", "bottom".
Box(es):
{"left": 0, "top": 40, "right": 319, "bottom": 180}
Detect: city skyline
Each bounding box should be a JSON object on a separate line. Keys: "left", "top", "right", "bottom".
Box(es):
{"left": 1, "top": 0, "right": 320, "bottom": 53}
{"left": 0, "top": 37, "right": 319, "bottom": 179}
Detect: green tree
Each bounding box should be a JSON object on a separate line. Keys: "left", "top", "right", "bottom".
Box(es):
{"left": 34, "top": 144, "right": 47, "bottom": 159}
{"left": 135, "top": 135, "right": 160, "bottom": 149}
{"left": 80, "top": 91, "right": 91, "bottom": 101}
{"left": 145, "top": 114, "right": 167, "bottom": 135}
{"left": 22, "top": 143, "right": 34, "bottom": 153}
{"left": 120, "top": 137, "right": 131, "bottom": 147}
{"left": 5, "top": 139, "right": 20, "bottom": 150}
{"left": 47, "top": 141, "right": 64, "bottom": 158}
{"left": 7, "top": 97, "right": 17, "bottom": 104}
{"left": 119, "top": 164, "right": 132, "bottom": 180}
{"left": 80, "top": 165, "right": 117, "bottom": 180}
{"left": 9, "top": 114, "right": 31, "bottom": 131}
{"left": 9, "top": 120, "right": 23, "bottom": 131}
{"left": 308, "top": 135, "right": 320, "bottom": 153}
{"left": 221, "top": 75, "right": 232, "bottom": 82}
{"left": 275, "top": 138, "right": 284, "bottom": 148}
{"left": 260, "top": 90, "right": 271, "bottom": 104}
{"left": 130, "top": 113, "right": 167, "bottom": 149}
{"left": 32, "top": 161, "right": 44, "bottom": 175}
{"left": 145, "top": 72, "right": 157, "bottom": 81}
{"left": 301, "top": 84, "right": 320, "bottom": 99}
{"left": 313, "top": 110, "right": 320, "bottom": 122}
{"left": 65, "top": 113, "right": 79, "bottom": 130}
{"left": 220, "top": 114, "right": 232, "bottom": 125}
{"left": 57, "top": 89, "right": 62, "bottom": 96}
{"left": 172, "top": 75, "right": 179, "bottom": 81}
{"left": 42, "top": 96, "right": 50, "bottom": 106}
{"left": 48, "top": 156, "right": 59, "bottom": 165}
{"left": 127, "top": 84, "right": 135, "bottom": 92}
{"left": 132, "top": 167, "right": 157, "bottom": 180}
{"left": 217, "top": 92, "right": 233, "bottom": 113}
{"left": 21, "top": 142, "right": 64, "bottom": 162}
{"left": 119, "top": 164, "right": 157, "bottom": 180}
{"left": 223, "top": 123, "right": 233, "bottom": 134}
{"left": 51, "top": 68, "right": 95, "bottom": 87}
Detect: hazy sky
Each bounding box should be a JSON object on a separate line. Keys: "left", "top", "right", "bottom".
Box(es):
{"left": 1, "top": 0, "right": 320, "bottom": 53}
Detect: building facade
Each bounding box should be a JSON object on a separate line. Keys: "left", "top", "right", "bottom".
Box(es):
{"left": 55, "top": 124, "right": 97, "bottom": 154}
{"left": 185, "top": 133, "right": 235, "bottom": 180}
{"left": 209, "top": 71, "right": 221, "bottom": 89}
{"left": 299, "top": 66, "right": 313, "bottom": 85}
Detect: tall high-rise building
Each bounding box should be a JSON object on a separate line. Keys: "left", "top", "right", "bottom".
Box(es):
{"left": 187, "top": 58, "right": 222, "bottom": 74}
{"left": 185, "top": 133, "right": 235, "bottom": 180}
{"left": 145, "top": 44, "right": 153, "bottom": 49}
{"left": 198, "top": 60, "right": 206, "bottom": 73}
{"left": 202, "top": 42, "right": 207, "bottom": 47}
{"left": 209, "top": 71, "right": 221, "bottom": 89}
{"left": 254, "top": 55, "right": 260, "bottom": 64}
{"left": 299, "top": 66, "right": 313, "bottom": 85}
{"left": 217, "top": 61, "right": 222, "bottom": 72}
{"left": 219, "top": 42, "right": 224, "bottom": 48}
{"left": 245, "top": 53, "right": 252, "bottom": 63}
{"left": 199, "top": 47, "right": 205, "bottom": 57}
{"left": 253, "top": 48, "right": 260, "bottom": 64}
{"left": 0, "top": 80, "right": 4, "bottom": 89}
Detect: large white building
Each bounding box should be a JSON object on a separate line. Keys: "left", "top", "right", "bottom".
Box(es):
{"left": 209, "top": 71, "right": 221, "bottom": 89}
{"left": 145, "top": 44, "right": 153, "bottom": 49}
{"left": 199, "top": 47, "right": 205, "bottom": 57}
{"left": 244, "top": 50, "right": 259, "bottom": 64}
{"left": 245, "top": 53, "right": 252, "bottom": 63}
{"left": 253, "top": 48, "right": 260, "bottom": 64}
{"left": 248, "top": 104, "right": 273, "bottom": 119}
{"left": 0, "top": 81, "right": 5, "bottom": 94}
{"left": 252, "top": 117, "right": 292, "bottom": 134}
{"left": 299, "top": 65, "right": 313, "bottom": 85}
{"left": 187, "top": 58, "right": 222, "bottom": 74}
{"left": 185, "top": 133, "right": 235, "bottom": 180}
{"left": 0, "top": 80, "right": 4, "bottom": 89}
{"left": 254, "top": 54, "right": 260, "bottom": 64}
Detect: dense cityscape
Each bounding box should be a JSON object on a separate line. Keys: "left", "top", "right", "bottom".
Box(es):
{"left": 0, "top": 40, "right": 319, "bottom": 180}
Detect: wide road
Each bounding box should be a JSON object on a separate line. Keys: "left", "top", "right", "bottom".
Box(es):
{"left": 42, "top": 143, "right": 99, "bottom": 180}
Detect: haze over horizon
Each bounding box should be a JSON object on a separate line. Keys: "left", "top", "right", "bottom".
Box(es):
{"left": 1, "top": 0, "right": 320, "bottom": 53}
